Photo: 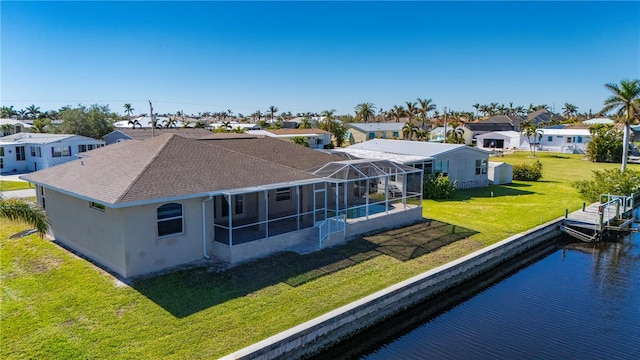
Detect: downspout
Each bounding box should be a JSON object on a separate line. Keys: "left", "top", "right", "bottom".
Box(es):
{"left": 202, "top": 195, "right": 213, "bottom": 259}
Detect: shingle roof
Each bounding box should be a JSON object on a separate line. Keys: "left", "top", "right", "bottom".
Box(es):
{"left": 526, "top": 109, "right": 565, "bottom": 124}
{"left": 268, "top": 128, "right": 330, "bottom": 135}
{"left": 108, "top": 128, "right": 219, "bottom": 141}
{"left": 348, "top": 139, "right": 489, "bottom": 158}
{"left": 198, "top": 136, "right": 343, "bottom": 171}
{"left": 23, "top": 134, "right": 322, "bottom": 206}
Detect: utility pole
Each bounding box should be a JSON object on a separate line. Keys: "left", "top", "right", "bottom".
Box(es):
{"left": 149, "top": 101, "right": 155, "bottom": 137}
{"left": 443, "top": 107, "right": 447, "bottom": 144}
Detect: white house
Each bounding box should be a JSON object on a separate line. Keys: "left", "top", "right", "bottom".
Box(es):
{"left": 22, "top": 135, "right": 423, "bottom": 278}
{"left": 0, "top": 133, "right": 105, "bottom": 174}
{"left": 534, "top": 128, "right": 592, "bottom": 153}
{"left": 1, "top": 118, "right": 32, "bottom": 136}
{"left": 336, "top": 139, "right": 491, "bottom": 189}
{"left": 476, "top": 131, "right": 523, "bottom": 150}
{"left": 247, "top": 128, "right": 332, "bottom": 149}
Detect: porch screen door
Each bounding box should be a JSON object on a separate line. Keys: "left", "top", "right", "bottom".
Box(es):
{"left": 313, "top": 188, "right": 326, "bottom": 224}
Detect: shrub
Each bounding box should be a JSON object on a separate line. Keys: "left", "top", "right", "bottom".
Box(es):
{"left": 513, "top": 160, "right": 543, "bottom": 181}
{"left": 573, "top": 168, "right": 640, "bottom": 202}
{"left": 423, "top": 173, "right": 456, "bottom": 199}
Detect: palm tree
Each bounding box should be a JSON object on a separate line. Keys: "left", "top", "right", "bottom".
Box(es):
{"left": 472, "top": 103, "right": 480, "bottom": 117}
{"left": 354, "top": 102, "right": 376, "bottom": 123}
{"left": 299, "top": 117, "right": 312, "bottom": 129}
{"left": 0, "top": 196, "right": 49, "bottom": 237}
{"left": 417, "top": 98, "right": 436, "bottom": 129}
{"left": 521, "top": 120, "right": 544, "bottom": 157}
{"left": 163, "top": 117, "right": 178, "bottom": 128}
{"left": 601, "top": 79, "right": 640, "bottom": 171}
{"left": 402, "top": 121, "right": 418, "bottom": 140}
{"left": 0, "top": 105, "right": 17, "bottom": 118}
{"left": 17, "top": 109, "right": 28, "bottom": 120}
{"left": 26, "top": 105, "right": 41, "bottom": 119}
{"left": 268, "top": 106, "right": 278, "bottom": 122}
{"left": 405, "top": 101, "right": 417, "bottom": 123}
{"left": 562, "top": 103, "right": 578, "bottom": 118}
{"left": 446, "top": 127, "right": 466, "bottom": 144}
{"left": 124, "top": 103, "right": 135, "bottom": 122}
{"left": 320, "top": 109, "right": 336, "bottom": 130}
{"left": 390, "top": 105, "right": 405, "bottom": 123}
{"left": 30, "top": 119, "right": 48, "bottom": 133}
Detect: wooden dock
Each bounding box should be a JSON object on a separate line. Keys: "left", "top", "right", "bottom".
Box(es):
{"left": 562, "top": 194, "right": 637, "bottom": 242}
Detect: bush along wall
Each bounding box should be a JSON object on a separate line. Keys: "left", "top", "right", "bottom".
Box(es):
{"left": 423, "top": 173, "right": 456, "bottom": 199}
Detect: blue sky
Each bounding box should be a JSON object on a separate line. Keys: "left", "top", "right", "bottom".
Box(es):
{"left": 2, "top": 1, "right": 639, "bottom": 117}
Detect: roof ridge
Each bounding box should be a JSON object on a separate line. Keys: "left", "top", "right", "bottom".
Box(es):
{"left": 202, "top": 138, "right": 324, "bottom": 175}
{"left": 115, "top": 134, "right": 177, "bottom": 203}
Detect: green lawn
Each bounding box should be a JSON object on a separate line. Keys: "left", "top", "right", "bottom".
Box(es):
{"left": 2, "top": 152, "right": 637, "bottom": 359}
{"left": 0, "top": 180, "right": 32, "bottom": 192}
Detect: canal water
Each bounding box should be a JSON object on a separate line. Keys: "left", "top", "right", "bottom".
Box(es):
{"left": 313, "top": 231, "right": 640, "bottom": 359}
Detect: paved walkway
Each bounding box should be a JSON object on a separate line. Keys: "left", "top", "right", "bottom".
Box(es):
{"left": 1, "top": 189, "right": 36, "bottom": 199}
{"left": 1, "top": 173, "right": 35, "bottom": 199}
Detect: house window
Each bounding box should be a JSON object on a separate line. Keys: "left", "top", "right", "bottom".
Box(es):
{"left": 30, "top": 146, "right": 41, "bottom": 157}
{"left": 235, "top": 195, "right": 244, "bottom": 215}
{"left": 52, "top": 146, "right": 71, "bottom": 157}
{"left": 567, "top": 137, "right": 572, "bottom": 143}
{"left": 434, "top": 160, "right": 449, "bottom": 175}
{"left": 40, "top": 187, "right": 45, "bottom": 209}
{"left": 0, "top": 158, "right": 3, "bottom": 169}
{"left": 368, "top": 132, "right": 375, "bottom": 140}
{"left": 382, "top": 132, "right": 387, "bottom": 139}
{"left": 393, "top": 131, "right": 399, "bottom": 138}
{"left": 157, "top": 203, "right": 183, "bottom": 237}
{"left": 316, "top": 139, "right": 322, "bottom": 145}
{"left": 276, "top": 188, "right": 291, "bottom": 201}
{"left": 577, "top": 136, "right": 582, "bottom": 143}
{"left": 0, "top": 147, "right": 4, "bottom": 156}
{"left": 79, "top": 145, "right": 87, "bottom": 152}
{"left": 547, "top": 136, "right": 552, "bottom": 142}
{"left": 16, "top": 146, "right": 25, "bottom": 161}
{"left": 476, "top": 159, "right": 488, "bottom": 175}
{"left": 90, "top": 202, "right": 105, "bottom": 211}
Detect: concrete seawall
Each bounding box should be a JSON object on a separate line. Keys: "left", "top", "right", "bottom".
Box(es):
{"left": 223, "top": 216, "right": 564, "bottom": 360}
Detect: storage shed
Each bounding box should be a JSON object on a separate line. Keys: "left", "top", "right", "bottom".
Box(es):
{"left": 488, "top": 162, "right": 513, "bottom": 185}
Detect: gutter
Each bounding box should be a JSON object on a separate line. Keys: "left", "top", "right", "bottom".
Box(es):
{"left": 202, "top": 195, "right": 214, "bottom": 259}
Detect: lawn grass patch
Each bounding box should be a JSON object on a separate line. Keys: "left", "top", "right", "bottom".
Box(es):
{"left": 0, "top": 180, "right": 32, "bottom": 192}
{"left": 2, "top": 152, "right": 638, "bottom": 358}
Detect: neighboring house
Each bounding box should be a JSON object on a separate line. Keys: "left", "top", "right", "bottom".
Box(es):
{"left": 103, "top": 128, "right": 216, "bottom": 145}
{"left": 533, "top": 128, "right": 592, "bottom": 153}
{"left": 631, "top": 125, "right": 640, "bottom": 143}
{"left": 430, "top": 125, "right": 473, "bottom": 145}
{"left": 211, "top": 122, "right": 261, "bottom": 131}
{"left": 113, "top": 116, "right": 174, "bottom": 128}
{"left": 1, "top": 118, "right": 32, "bottom": 136}
{"left": 22, "top": 134, "right": 422, "bottom": 278}
{"left": 346, "top": 123, "right": 405, "bottom": 144}
{"left": 467, "top": 115, "right": 525, "bottom": 135}
{"left": 336, "top": 139, "right": 490, "bottom": 189}
{"left": 583, "top": 117, "right": 614, "bottom": 125}
{"left": 247, "top": 128, "right": 332, "bottom": 149}
{"left": 476, "top": 131, "right": 523, "bottom": 150}
{"left": 0, "top": 133, "right": 104, "bottom": 174}
{"left": 526, "top": 109, "right": 565, "bottom": 125}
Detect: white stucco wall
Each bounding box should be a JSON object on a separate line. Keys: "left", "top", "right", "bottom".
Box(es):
{"left": 435, "top": 148, "right": 489, "bottom": 189}
{"left": 43, "top": 189, "right": 128, "bottom": 277}
{"left": 121, "top": 198, "right": 207, "bottom": 278}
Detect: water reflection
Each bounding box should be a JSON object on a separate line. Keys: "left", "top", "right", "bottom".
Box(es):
{"left": 314, "top": 232, "right": 640, "bottom": 360}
